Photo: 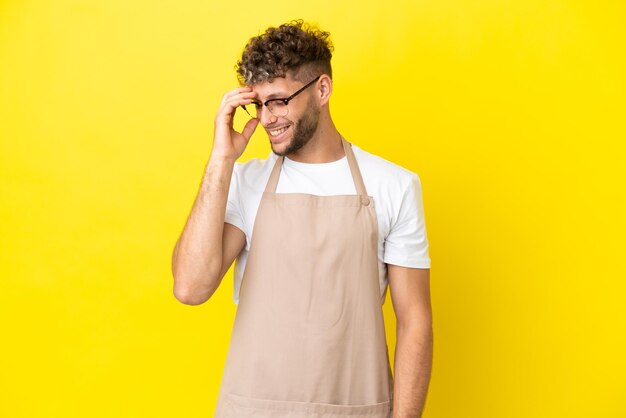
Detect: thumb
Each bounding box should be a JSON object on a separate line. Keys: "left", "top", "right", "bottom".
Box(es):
{"left": 241, "top": 118, "right": 260, "bottom": 141}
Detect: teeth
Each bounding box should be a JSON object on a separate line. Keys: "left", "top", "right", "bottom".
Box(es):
{"left": 270, "top": 126, "right": 289, "bottom": 136}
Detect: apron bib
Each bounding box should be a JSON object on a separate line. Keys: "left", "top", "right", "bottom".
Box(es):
{"left": 214, "top": 137, "right": 394, "bottom": 417}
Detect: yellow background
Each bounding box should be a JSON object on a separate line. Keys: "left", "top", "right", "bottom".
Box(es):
{"left": 1, "top": 0, "right": 624, "bottom": 417}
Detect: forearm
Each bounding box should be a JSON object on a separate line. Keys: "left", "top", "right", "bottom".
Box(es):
{"left": 172, "top": 156, "right": 235, "bottom": 304}
{"left": 392, "top": 322, "right": 433, "bottom": 418}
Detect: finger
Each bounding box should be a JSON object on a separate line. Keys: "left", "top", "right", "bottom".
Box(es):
{"left": 223, "top": 87, "right": 252, "bottom": 97}
{"left": 218, "top": 93, "right": 256, "bottom": 115}
{"left": 219, "top": 92, "right": 253, "bottom": 114}
{"left": 217, "top": 96, "right": 255, "bottom": 121}
{"left": 221, "top": 87, "right": 255, "bottom": 104}
{"left": 241, "top": 117, "right": 259, "bottom": 141}
{"left": 225, "top": 92, "right": 257, "bottom": 107}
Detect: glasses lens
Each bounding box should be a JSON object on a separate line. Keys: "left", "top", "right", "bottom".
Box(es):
{"left": 267, "top": 100, "right": 289, "bottom": 117}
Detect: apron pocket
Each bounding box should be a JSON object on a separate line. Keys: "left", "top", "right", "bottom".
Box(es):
{"left": 224, "top": 392, "right": 391, "bottom": 418}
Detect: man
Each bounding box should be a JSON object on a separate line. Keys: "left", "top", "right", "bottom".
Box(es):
{"left": 171, "top": 20, "right": 433, "bottom": 418}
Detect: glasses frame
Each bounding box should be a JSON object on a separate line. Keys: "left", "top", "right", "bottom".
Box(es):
{"left": 241, "top": 75, "right": 321, "bottom": 119}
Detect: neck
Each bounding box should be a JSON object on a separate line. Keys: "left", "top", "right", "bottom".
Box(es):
{"left": 286, "top": 111, "right": 344, "bottom": 163}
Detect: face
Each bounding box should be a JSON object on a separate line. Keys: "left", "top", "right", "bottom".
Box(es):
{"left": 252, "top": 75, "right": 321, "bottom": 157}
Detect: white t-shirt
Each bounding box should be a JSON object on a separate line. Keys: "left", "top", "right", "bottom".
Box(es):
{"left": 225, "top": 143, "right": 431, "bottom": 305}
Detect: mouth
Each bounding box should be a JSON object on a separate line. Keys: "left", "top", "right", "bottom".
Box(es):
{"left": 267, "top": 125, "right": 291, "bottom": 143}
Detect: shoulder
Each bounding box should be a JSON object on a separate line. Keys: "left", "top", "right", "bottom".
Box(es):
{"left": 233, "top": 152, "right": 278, "bottom": 186}
{"left": 351, "top": 144, "right": 422, "bottom": 190}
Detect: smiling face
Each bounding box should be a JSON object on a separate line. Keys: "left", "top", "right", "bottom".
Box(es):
{"left": 252, "top": 74, "right": 321, "bottom": 157}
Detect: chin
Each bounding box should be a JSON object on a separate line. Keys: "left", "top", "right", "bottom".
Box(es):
{"left": 270, "top": 137, "right": 294, "bottom": 156}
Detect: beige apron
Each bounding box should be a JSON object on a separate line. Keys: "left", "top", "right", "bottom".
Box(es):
{"left": 214, "top": 137, "right": 394, "bottom": 418}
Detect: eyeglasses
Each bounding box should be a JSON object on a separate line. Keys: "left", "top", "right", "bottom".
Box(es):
{"left": 241, "top": 76, "right": 321, "bottom": 119}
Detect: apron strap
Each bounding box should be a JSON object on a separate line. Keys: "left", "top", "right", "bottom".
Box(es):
{"left": 341, "top": 136, "right": 369, "bottom": 197}
{"left": 265, "top": 155, "right": 284, "bottom": 193}
{"left": 264, "top": 136, "right": 369, "bottom": 198}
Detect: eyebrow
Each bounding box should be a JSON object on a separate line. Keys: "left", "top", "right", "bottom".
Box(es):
{"left": 259, "top": 92, "right": 289, "bottom": 101}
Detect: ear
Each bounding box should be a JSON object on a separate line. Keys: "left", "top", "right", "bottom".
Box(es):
{"left": 318, "top": 74, "right": 333, "bottom": 106}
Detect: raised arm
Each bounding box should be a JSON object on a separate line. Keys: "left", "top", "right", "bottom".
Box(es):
{"left": 171, "top": 87, "right": 259, "bottom": 305}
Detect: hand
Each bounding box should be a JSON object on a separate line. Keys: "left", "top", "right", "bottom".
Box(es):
{"left": 211, "top": 87, "right": 260, "bottom": 162}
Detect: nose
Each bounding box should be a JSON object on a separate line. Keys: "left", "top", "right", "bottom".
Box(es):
{"left": 259, "top": 107, "right": 278, "bottom": 126}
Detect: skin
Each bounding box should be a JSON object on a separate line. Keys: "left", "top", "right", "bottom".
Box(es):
{"left": 388, "top": 265, "right": 433, "bottom": 418}
{"left": 260, "top": 94, "right": 320, "bottom": 156}
{"left": 171, "top": 69, "right": 433, "bottom": 418}
{"left": 251, "top": 71, "right": 343, "bottom": 162}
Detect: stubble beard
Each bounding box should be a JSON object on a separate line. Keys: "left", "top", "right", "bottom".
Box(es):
{"left": 271, "top": 98, "right": 320, "bottom": 157}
